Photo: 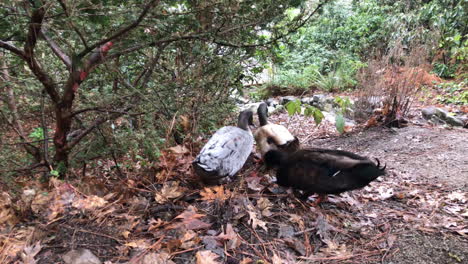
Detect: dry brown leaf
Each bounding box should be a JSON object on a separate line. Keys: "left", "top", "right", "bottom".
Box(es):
{"left": 272, "top": 254, "right": 283, "bottom": 264}
{"left": 320, "top": 239, "right": 350, "bottom": 257}
{"left": 180, "top": 230, "right": 199, "bottom": 249}
{"left": 136, "top": 252, "right": 175, "bottom": 264}
{"left": 195, "top": 250, "right": 221, "bottom": 264}
{"left": 72, "top": 195, "right": 107, "bottom": 211}
{"left": 125, "top": 239, "right": 152, "bottom": 249}
{"left": 0, "top": 192, "right": 18, "bottom": 227}
{"left": 200, "top": 186, "right": 231, "bottom": 201}
{"left": 19, "top": 242, "right": 42, "bottom": 264}
{"left": 155, "top": 181, "right": 185, "bottom": 204}
{"left": 240, "top": 257, "right": 253, "bottom": 264}
{"left": 167, "top": 145, "right": 189, "bottom": 155}
{"left": 148, "top": 218, "right": 166, "bottom": 231}
{"left": 247, "top": 210, "right": 268, "bottom": 232}
{"left": 175, "top": 206, "right": 211, "bottom": 230}
{"left": 245, "top": 176, "right": 264, "bottom": 191}
{"left": 217, "top": 223, "right": 240, "bottom": 249}
{"left": 257, "top": 197, "right": 273, "bottom": 217}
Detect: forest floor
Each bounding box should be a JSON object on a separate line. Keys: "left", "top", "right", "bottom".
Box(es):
{"left": 1, "top": 104, "right": 467, "bottom": 264}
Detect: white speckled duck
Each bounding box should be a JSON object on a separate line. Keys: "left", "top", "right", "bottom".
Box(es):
{"left": 193, "top": 110, "right": 254, "bottom": 185}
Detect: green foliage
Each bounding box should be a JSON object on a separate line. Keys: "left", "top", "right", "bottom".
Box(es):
{"left": 1, "top": 0, "right": 314, "bottom": 174}
{"left": 29, "top": 128, "right": 46, "bottom": 141}
{"left": 334, "top": 96, "right": 353, "bottom": 133}
{"left": 335, "top": 114, "right": 345, "bottom": 134}
{"left": 285, "top": 100, "right": 302, "bottom": 116}
{"left": 304, "top": 105, "right": 324, "bottom": 124}
{"left": 432, "top": 63, "right": 457, "bottom": 78}
{"left": 265, "top": 0, "right": 467, "bottom": 91}
{"left": 435, "top": 81, "right": 468, "bottom": 105}
{"left": 285, "top": 99, "right": 324, "bottom": 125}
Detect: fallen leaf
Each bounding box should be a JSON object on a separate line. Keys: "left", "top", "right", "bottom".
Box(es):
{"left": 125, "top": 239, "right": 152, "bottom": 249}
{"left": 247, "top": 210, "right": 268, "bottom": 232}
{"left": 155, "top": 181, "right": 185, "bottom": 204}
{"left": 245, "top": 176, "right": 264, "bottom": 191}
{"left": 167, "top": 145, "right": 189, "bottom": 155}
{"left": 135, "top": 252, "right": 176, "bottom": 264}
{"left": 200, "top": 186, "right": 231, "bottom": 201}
{"left": 257, "top": 197, "right": 273, "bottom": 217}
{"left": 62, "top": 248, "right": 101, "bottom": 264}
{"left": 174, "top": 206, "right": 211, "bottom": 230}
{"left": 272, "top": 254, "right": 283, "bottom": 264}
{"left": 20, "top": 242, "right": 42, "bottom": 264}
{"left": 0, "top": 192, "right": 18, "bottom": 227}
{"left": 72, "top": 195, "right": 107, "bottom": 211}
{"left": 180, "top": 230, "right": 199, "bottom": 249}
{"left": 195, "top": 250, "right": 221, "bottom": 264}
{"left": 240, "top": 257, "right": 253, "bottom": 264}
{"left": 217, "top": 223, "right": 240, "bottom": 249}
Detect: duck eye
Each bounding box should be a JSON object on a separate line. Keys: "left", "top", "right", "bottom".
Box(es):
{"left": 267, "top": 137, "right": 275, "bottom": 144}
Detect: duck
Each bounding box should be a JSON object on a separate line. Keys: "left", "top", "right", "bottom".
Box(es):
{"left": 264, "top": 148, "right": 386, "bottom": 205}
{"left": 254, "top": 102, "right": 299, "bottom": 157}
{"left": 193, "top": 110, "right": 254, "bottom": 185}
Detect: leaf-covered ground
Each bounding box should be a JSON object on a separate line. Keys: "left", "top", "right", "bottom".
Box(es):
{"left": 1, "top": 111, "right": 467, "bottom": 264}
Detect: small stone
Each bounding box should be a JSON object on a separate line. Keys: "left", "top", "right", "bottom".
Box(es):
{"left": 313, "top": 94, "right": 325, "bottom": 103}
{"left": 434, "top": 108, "right": 448, "bottom": 119}
{"left": 301, "top": 97, "right": 313, "bottom": 105}
{"left": 266, "top": 98, "right": 279, "bottom": 107}
{"left": 421, "top": 107, "right": 437, "bottom": 120}
{"left": 280, "top": 96, "right": 297, "bottom": 105}
{"left": 63, "top": 249, "right": 101, "bottom": 264}
{"left": 445, "top": 116, "right": 464, "bottom": 127}
{"left": 239, "top": 102, "right": 262, "bottom": 113}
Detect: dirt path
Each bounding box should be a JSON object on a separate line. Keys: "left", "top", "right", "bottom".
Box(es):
{"left": 308, "top": 126, "right": 468, "bottom": 264}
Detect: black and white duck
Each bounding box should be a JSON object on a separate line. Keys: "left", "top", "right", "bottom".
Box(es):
{"left": 193, "top": 110, "right": 254, "bottom": 185}
{"left": 264, "top": 148, "right": 386, "bottom": 205}
{"left": 254, "top": 102, "right": 299, "bottom": 157}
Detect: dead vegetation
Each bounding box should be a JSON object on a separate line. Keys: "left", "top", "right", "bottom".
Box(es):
{"left": 355, "top": 38, "right": 442, "bottom": 127}
{"left": 1, "top": 124, "right": 467, "bottom": 264}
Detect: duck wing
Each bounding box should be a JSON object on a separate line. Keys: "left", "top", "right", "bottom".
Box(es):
{"left": 195, "top": 126, "right": 253, "bottom": 177}
{"left": 301, "top": 149, "right": 374, "bottom": 171}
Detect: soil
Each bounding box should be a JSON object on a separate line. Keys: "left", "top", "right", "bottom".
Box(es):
{"left": 3, "top": 122, "right": 467, "bottom": 264}
{"left": 309, "top": 126, "right": 468, "bottom": 264}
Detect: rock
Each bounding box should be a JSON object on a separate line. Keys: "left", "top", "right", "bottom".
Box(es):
{"left": 445, "top": 116, "right": 465, "bottom": 127}
{"left": 266, "top": 98, "right": 279, "bottom": 107}
{"left": 421, "top": 107, "right": 464, "bottom": 127}
{"left": 323, "top": 103, "right": 333, "bottom": 112}
{"left": 267, "top": 106, "right": 276, "bottom": 115}
{"left": 421, "top": 107, "right": 437, "bottom": 120}
{"left": 239, "top": 102, "right": 262, "bottom": 113}
{"left": 301, "top": 97, "right": 314, "bottom": 105}
{"left": 434, "top": 108, "right": 448, "bottom": 119}
{"left": 63, "top": 249, "right": 101, "bottom": 264}
{"left": 313, "top": 94, "right": 326, "bottom": 103}
{"left": 235, "top": 96, "right": 250, "bottom": 104}
{"left": 280, "top": 96, "right": 297, "bottom": 105}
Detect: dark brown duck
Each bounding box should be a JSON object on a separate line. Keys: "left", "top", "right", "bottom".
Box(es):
{"left": 264, "top": 148, "right": 386, "bottom": 204}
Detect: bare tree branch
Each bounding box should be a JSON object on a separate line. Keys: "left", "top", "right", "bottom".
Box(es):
{"left": 40, "top": 28, "right": 72, "bottom": 69}
{"left": 23, "top": 4, "right": 61, "bottom": 104}
{"left": 0, "top": 40, "right": 27, "bottom": 59}
{"left": 56, "top": 0, "right": 89, "bottom": 50}
{"left": 78, "top": 0, "right": 161, "bottom": 58}
{"left": 65, "top": 107, "right": 131, "bottom": 151}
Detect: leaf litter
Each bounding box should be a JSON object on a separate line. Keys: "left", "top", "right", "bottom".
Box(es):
{"left": 1, "top": 117, "right": 467, "bottom": 264}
